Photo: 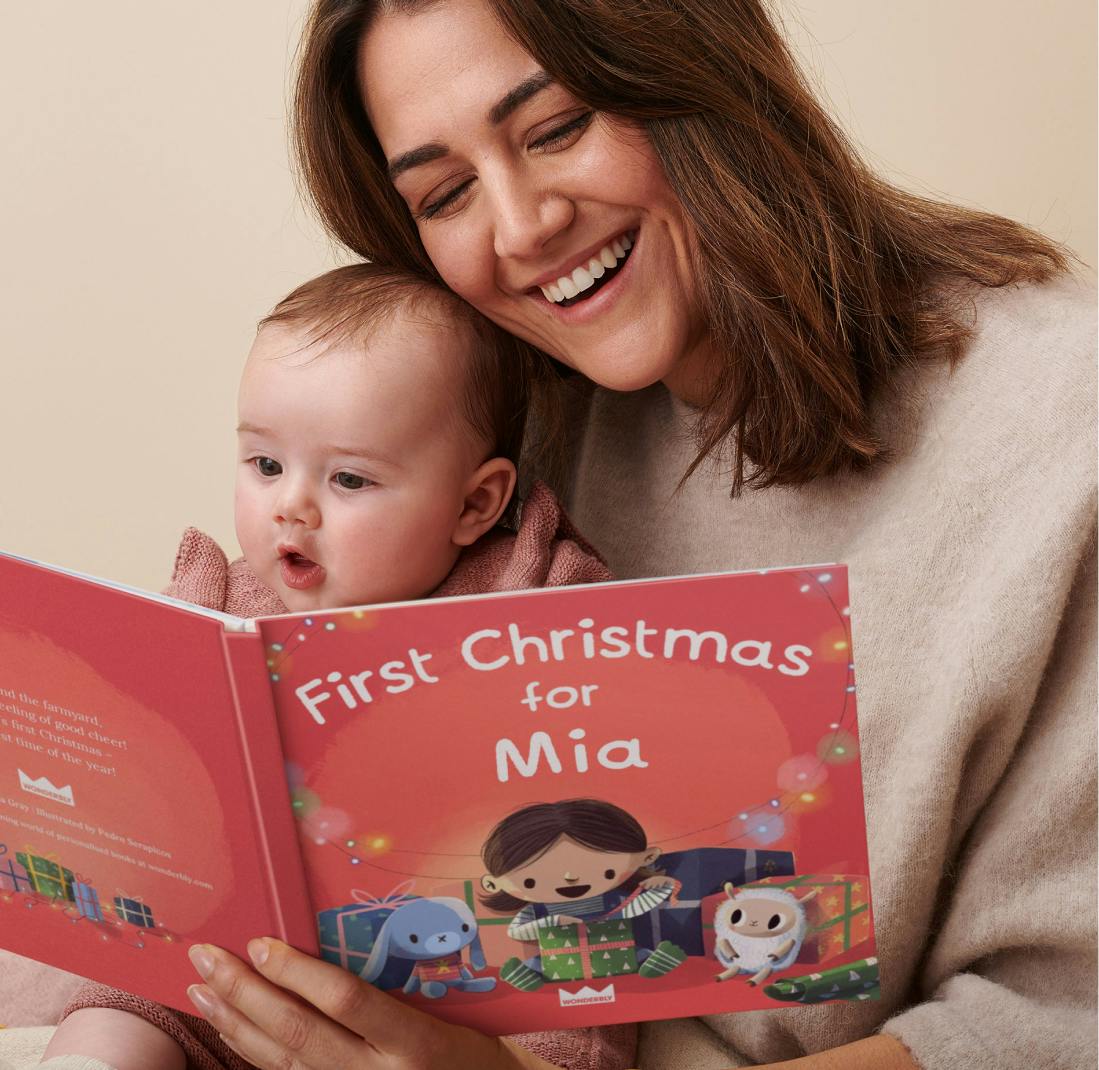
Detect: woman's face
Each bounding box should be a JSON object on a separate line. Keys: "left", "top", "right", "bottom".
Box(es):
{"left": 359, "top": 0, "right": 709, "bottom": 397}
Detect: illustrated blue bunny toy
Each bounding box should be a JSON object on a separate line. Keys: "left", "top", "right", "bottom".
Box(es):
{"left": 359, "top": 896, "right": 497, "bottom": 998}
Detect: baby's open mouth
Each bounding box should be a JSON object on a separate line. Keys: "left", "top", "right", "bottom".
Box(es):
{"left": 555, "top": 884, "right": 593, "bottom": 899}
{"left": 279, "top": 548, "right": 326, "bottom": 591}
{"left": 538, "top": 230, "right": 636, "bottom": 308}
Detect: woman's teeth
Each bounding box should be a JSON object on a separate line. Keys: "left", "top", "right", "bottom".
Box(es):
{"left": 540, "top": 234, "right": 633, "bottom": 304}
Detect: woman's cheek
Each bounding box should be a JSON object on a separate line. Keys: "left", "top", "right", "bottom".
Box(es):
{"left": 421, "top": 219, "right": 496, "bottom": 306}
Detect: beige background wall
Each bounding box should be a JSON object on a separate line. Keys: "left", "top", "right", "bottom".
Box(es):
{"left": 1, "top": 1, "right": 1095, "bottom": 592}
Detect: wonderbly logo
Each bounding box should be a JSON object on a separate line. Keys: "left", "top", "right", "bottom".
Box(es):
{"left": 558, "top": 984, "right": 617, "bottom": 1007}
{"left": 17, "top": 769, "right": 75, "bottom": 807}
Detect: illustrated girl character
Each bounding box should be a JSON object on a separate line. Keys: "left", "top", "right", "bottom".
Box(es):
{"left": 480, "top": 798, "right": 687, "bottom": 991}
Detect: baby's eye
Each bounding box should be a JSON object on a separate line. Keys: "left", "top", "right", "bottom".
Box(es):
{"left": 253, "top": 457, "right": 281, "bottom": 477}
{"left": 334, "top": 472, "right": 373, "bottom": 490}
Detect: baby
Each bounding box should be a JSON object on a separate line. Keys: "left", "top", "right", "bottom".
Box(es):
{"left": 38, "top": 263, "right": 617, "bottom": 1070}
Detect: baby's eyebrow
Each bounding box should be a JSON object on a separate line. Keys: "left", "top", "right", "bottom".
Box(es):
{"left": 236, "top": 421, "right": 272, "bottom": 435}
{"left": 324, "top": 444, "right": 402, "bottom": 469}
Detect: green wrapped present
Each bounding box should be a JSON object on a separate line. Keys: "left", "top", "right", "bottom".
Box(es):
{"left": 764, "top": 957, "right": 880, "bottom": 1004}
{"left": 538, "top": 918, "right": 638, "bottom": 981}
{"left": 16, "top": 851, "right": 75, "bottom": 901}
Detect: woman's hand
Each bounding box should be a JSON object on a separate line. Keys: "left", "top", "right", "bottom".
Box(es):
{"left": 187, "top": 938, "right": 557, "bottom": 1070}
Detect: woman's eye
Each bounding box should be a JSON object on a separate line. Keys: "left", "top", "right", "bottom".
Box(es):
{"left": 530, "top": 110, "right": 594, "bottom": 152}
{"left": 253, "top": 457, "right": 281, "bottom": 477}
{"left": 419, "top": 178, "right": 475, "bottom": 221}
{"left": 334, "top": 472, "right": 372, "bottom": 490}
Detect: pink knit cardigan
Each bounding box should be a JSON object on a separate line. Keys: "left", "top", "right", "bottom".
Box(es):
{"left": 57, "top": 483, "right": 636, "bottom": 1070}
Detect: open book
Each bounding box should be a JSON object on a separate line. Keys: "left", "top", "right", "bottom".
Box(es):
{"left": 0, "top": 551, "right": 877, "bottom": 1032}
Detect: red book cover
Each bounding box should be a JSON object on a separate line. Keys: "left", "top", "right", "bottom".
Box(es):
{"left": 261, "top": 563, "right": 878, "bottom": 1032}
{"left": 1, "top": 552, "right": 877, "bottom": 1029}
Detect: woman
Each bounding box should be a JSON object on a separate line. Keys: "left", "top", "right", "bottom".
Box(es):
{"left": 52, "top": 0, "right": 1096, "bottom": 1068}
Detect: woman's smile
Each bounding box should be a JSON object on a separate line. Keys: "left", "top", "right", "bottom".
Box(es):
{"left": 530, "top": 229, "right": 635, "bottom": 305}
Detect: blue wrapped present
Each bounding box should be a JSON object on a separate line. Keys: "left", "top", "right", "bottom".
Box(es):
{"left": 317, "top": 887, "right": 417, "bottom": 990}
{"left": 635, "top": 847, "right": 796, "bottom": 956}
{"left": 73, "top": 881, "right": 104, "bottom": 922}
{"left": 112, "top": 895, "right": 155, "bottom": 927}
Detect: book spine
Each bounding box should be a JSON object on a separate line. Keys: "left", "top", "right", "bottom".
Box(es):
{"left": 220, "top": 629, "right": 318, "bottom": 954}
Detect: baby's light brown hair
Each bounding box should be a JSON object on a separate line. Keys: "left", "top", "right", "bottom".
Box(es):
{"left": 258, "top": 263, "right": 531, "bottom": 524}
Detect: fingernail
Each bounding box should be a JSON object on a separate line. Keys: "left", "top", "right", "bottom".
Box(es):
{"left": 187, "top": 984, "right": 222, "bottom": 1019}
{"left": 247, "top": 938, "right": 269, "bottom": 967}
{"left": 188, "top": 944, "right": 216, "bottom": 978}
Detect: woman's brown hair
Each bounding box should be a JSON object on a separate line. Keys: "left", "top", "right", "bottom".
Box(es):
{"left": 293, "top": 0, "right": 1069, "bottom": 493}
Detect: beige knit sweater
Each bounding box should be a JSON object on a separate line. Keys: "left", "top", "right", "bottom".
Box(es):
{"left": 550, "top": 274, "right": 1097, "bottom": 1070}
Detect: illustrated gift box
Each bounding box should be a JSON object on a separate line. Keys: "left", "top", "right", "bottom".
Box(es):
{"left": 539, "top": 918, "right": 639, "bottom": 982}
{"left": 112, "top": 895, "right": 155, "bottom": 928}
{"left": 743, "top": 873, "right": 871, "bottom": 965}
{"left": 317, "top": 887, "right": 418, "bottom": 990}
{"left": 16, "top": 852, "right": 76, "bottom": 901}
{"left": 635, "top": 847, "right": 796, "bottom": 956}
{"left": 0, "top": 855, "right": 33, "bottom": 894}
{"left": 73, "top": 880, "right": 104, "bottom": 922}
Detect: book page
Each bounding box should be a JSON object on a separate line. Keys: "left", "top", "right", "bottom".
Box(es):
{"left": 0, "top": 553, "right": 311, "bottom": 1012}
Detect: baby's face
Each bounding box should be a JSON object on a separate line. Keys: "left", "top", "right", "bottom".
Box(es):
{"left": 234, "top": 310, "right": 485, "bottom": 611}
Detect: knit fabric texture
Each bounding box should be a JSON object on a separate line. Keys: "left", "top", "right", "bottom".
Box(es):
{"left": 549, "top": 274, "right": 1097, "bottom": 1070}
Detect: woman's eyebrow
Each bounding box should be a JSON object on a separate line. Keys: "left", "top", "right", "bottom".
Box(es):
{"left": 387, "top": 142, "right": 448, "bottom": 181}
{"left": 386, "top": 71, "right": 553, "bottom": 182}
{"left": 488, "top": 70, "right": 553, "bottom": 125}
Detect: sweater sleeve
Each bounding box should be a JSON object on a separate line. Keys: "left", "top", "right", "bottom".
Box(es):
{"left": 880, "top": 534, "right": 1098, "bottom": 1070}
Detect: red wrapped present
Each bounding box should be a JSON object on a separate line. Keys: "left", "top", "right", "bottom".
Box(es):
{"left": 742, "top": 873, "right": 871, "bottom": 965}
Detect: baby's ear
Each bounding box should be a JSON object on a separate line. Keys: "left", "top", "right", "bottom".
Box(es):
{"left": 452, "top": 458, "right": 517, "bottom": 548}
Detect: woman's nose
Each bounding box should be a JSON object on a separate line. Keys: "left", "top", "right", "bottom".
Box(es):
{"left": 490, "top": 170, "right": 574, "bottom": 261}
{"left": 273, "top": 480, "right": 320, "bottom": 529}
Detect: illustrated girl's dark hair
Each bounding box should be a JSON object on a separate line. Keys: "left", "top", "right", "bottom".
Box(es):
{"left": 480, "top": 798, "right": 656, "bottom": 912}
{"left": 292, "top": 0, "right": 1069, "bottom": 494}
